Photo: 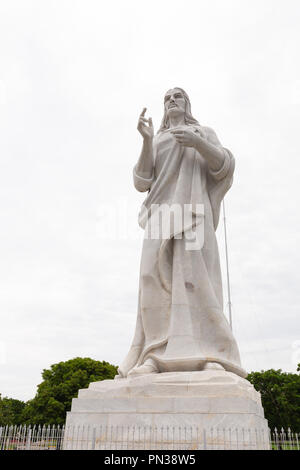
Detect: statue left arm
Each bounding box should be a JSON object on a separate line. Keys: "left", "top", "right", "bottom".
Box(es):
{"left": 171, "top": 127, "right": 226, "bottom": 172}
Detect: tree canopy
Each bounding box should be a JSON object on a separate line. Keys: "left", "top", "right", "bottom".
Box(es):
{"left": 247, "top": 366, "right": 300, "bottom": 432}
{"left": 0, "top": 395, "right": 26, "bottom": 426}
{"left": 20, "top": 357, "right": 118, "bottom": 425}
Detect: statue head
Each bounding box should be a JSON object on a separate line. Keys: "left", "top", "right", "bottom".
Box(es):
{"left": 158, "top": 87, "right": 199, "bottom": 133}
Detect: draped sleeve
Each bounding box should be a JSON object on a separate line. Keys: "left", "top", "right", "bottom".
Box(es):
{"left": 133, "top": 167, "right": 154, "bottom": 192}
{"left": 133, "top": 136, "right": 158, "bottom": 192}
{"left": 204, "top": 126, "right": 235, "bottom": 230}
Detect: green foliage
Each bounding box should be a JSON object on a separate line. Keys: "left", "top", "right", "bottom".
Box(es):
{"left": 247, "top": 366, "right": 300, "bottom": 432}
{"left": 0, "top": 395, "right": 26, "bottom": 426}
{"left": 21, "top": 357, "right": 118, "bottom": 425}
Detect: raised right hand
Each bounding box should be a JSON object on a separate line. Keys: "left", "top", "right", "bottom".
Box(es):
{"left": 137, "top": 108, "right": 154, "bottom": 140}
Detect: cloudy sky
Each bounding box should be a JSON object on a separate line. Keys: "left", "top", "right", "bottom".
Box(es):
{"left": 0, "top": 0, "right": 299, "bottom": 401}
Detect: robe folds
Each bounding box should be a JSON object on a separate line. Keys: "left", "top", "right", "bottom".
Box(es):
{"left": 118, "top": 124, "right": 246, "bottom": 379}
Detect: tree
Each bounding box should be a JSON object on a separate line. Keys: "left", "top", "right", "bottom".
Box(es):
{"left": 21, "top": 357, "right": 118, "bottom": 425}
{"left": 247, "top": 366, "right": 300, "bottom": 432}
{"left": 0, "top": 394, "right": 26, "bottom": 426}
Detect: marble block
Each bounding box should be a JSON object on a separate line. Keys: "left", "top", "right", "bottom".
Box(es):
{"left": 64, "top": 371, "right": 270, "bottom": 450}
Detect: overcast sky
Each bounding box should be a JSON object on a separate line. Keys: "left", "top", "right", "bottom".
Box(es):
{"left": 0, "top": 0, "right": 299, "bottom": 401}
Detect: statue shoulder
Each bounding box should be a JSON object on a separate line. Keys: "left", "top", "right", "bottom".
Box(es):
{"left": 202, "top": 125, "right": 217, "bottom": 138}
{"left": 190, "top": 124, "right": 218, "bottom": 141}
{"left": 201, "top": 126, "right": 222, "bottom": 146}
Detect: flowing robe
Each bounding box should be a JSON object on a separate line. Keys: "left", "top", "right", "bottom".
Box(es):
{"left": 118, "top": 124, "right": 246, "bottom": 379}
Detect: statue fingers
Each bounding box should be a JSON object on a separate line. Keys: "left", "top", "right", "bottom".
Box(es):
{"left": 137, "top": 121, "right": 146, "bottom": 131}
{"left": 139, "top": 117, "right": 149, "bottom": 124}
{"left": 171, "top": 131, "right": 184, "bottom": 138}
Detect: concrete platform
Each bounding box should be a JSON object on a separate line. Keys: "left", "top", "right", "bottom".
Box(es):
{"left": 64, "top": 370, "right": 270, "bottom": 449}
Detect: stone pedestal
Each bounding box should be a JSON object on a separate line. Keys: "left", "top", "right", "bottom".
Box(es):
{"left": 64, "top": 371, "right": 270, "bottom": 450}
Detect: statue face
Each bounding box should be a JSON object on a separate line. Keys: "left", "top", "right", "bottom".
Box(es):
{"left": 164, "top": 89, "right": 186, "bottom": 118}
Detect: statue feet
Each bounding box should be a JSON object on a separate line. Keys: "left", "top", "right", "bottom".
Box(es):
{"left": 203, "top": 362, "right": 225, "bottom": 371}
{"left": 127, "top": 358, "right": 158, "bottom": 377}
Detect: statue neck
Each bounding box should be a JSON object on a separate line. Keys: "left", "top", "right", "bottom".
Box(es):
{"left": 168, "top": 115, "right": 185, "bottom": 129}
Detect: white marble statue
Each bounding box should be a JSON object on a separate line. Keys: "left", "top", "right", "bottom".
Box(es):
{"left": 117, "top": 88, "right": 246, "bottom": 379}
{"left": 66, "top": 89, "right": 269, "bottom": 447}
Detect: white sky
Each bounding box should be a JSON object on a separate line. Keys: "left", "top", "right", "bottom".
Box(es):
{"left": 0, "top": 0, "right": 299, "bottom": 401}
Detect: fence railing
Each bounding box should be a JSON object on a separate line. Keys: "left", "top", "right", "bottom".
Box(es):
{"left": 0, "top": 425, "right": 299, "bottom": 450}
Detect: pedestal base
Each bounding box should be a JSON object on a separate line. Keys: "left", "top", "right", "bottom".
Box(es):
{"left": 65, "top": 371, "right": 269, "bottom": 449}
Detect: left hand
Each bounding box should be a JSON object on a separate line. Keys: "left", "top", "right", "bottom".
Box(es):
{"left": 171, "top": 128, "right": 204, "bottom": 148}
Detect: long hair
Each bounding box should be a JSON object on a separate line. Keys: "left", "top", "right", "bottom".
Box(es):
{"left": 157, "top": 87, "right": 200, "bottom": 133}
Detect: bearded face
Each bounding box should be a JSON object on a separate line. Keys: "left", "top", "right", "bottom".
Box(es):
{"left": 164, "top": 89, "right": 186, "bottom": 120}
{"left": 158, "top": 88, "right": 199, "bottom": 133}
